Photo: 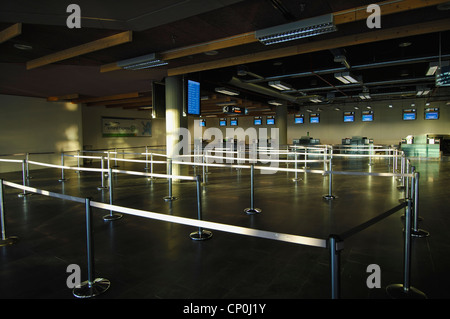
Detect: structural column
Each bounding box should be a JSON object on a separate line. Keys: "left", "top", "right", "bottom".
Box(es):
{"left": 165, "top": 75, "right": 189, "bottom": 178}
{"left": 275, "top": 102, "right": 287, "bottom": 146}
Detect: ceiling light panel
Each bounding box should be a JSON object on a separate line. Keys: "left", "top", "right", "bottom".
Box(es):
{"left": 268, "top": 81, "right": 292, "bottom": 91}
{"left": 255, "top": 14, "right": 337, "bottom": 45}
{"left": 214, "top": 87, "right": 240, "bottom": 96}
{"left": 117, "top": 53, "right": 168, "bottom": 70}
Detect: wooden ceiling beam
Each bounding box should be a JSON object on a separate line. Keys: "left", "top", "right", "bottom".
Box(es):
{"left": 88, "top": 96, "right": 152, "bottom": 107}
{"left": 99, "top": 0, "right": 447, "bottom": 73}
{"left": 0, "top": 23, "right": 22, "bottom": 44}
{"left": 47, "top": 93, "right": 79, "bottom": 102}
{"left": 27, "top": 30, "right": 132, "bottom": 70}
{"left": 167, "top": 17, "right": 450, "bottom": 76}
{"left": 73, "top": 92, "right": 140, "bottom": 104}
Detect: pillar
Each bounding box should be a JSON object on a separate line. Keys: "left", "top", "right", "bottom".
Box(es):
{"left": 165, "top": 75, "right": 189, "bottom": 177}
{"left": 276, "top": 102, "right": 288, "bottom": 146}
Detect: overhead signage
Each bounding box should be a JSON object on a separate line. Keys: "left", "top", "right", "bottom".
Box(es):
{"left": 223, "top": 105, "right": 247, "bottom": 115}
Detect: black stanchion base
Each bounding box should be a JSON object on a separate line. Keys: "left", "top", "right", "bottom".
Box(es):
{"left": 163, "top": 196, "right": 177, "bottom": 202}
{"left": 244, "top": 208, "right": 261, "bottom": 215}
{"left": 386, "top": 284, "right": 427, "bottom": 299}
{"left": 412, "top": 229, "right": 430, "bottom": 238}
{"left": 323, "top": 195, "right": 337, "bottom": 200}
{"left": 97, "top": 186, "right": 108, "bottom": 191}
{"left": 18, "top": 192, "right": 32, "bottom": 198}
{"left": 190, "top": 230, "right": 213, "bottom": 241}
{"left": 103, "top": 213, "right": 123, "bottom": 221}
{"left": 72, "top": 278, "right": 111, "bottom": 298}
{"left": 0, "top": 236, "right": 19, "bottom": 247}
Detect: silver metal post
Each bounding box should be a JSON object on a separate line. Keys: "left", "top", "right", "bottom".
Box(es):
{"left": 26, "top": 153, "right": 32, "bottom": 179}
{"left": 202, "top": 153, "right": 206, "bottom": 185}
{"left": 292, "top": 147, "right": 301, "bottom": 182}
{"left": 103, "top": 167, "right": 122, "bottom": 221}
{"left": 144, "top": 146, "right": 149, "bottom": 171}
{"left": 323, "top": 150, "right": 336, "bottom": 200}
{"left": 58, "top": 152, "right": 68, "bottom": 182}
{"left": 411, "top": 171, "right": 429, "bottom": 238}
{"left": 0, "top": 179, "right": 19, "bottom": 246}
{"left": 329, "top": 235, "right": 341, "bottom": 299}
{"left": 244, "top": 164, "right": 261, "bottom": 215}
{"left": 73, "top": 198, "right": 110, "bottom": 298}
{"left": 386, "top": 199, "right": 426, "bottom": 299}
{"left": 190, "top": 175, "right": 212, "bottom": 241}
{"left": 76, "top": 150, "right": 81, "bottom": 174}
{"left": 18, "top": 160, "right": 32, "bottom": 198}
{"left": 97, "top": 157, "right": 108, "bottom": 190}
{"left": 163, "top": 159, "right": 177, "bottom": 201}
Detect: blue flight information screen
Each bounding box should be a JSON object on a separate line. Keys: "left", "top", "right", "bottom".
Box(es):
{"left": 187, "top": 80, "right": 200, "bottom": 115}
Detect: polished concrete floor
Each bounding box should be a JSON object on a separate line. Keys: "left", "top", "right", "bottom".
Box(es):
{"left": 1, "top": 155, "right": 450, "bottom": 301}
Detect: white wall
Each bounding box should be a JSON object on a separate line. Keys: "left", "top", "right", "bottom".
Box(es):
{"left": 0, "top": 94, "right": 83, "bottom": 173}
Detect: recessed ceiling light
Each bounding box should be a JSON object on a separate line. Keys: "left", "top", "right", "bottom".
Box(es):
{"left": 204, "top": 50, "right": 218, "bottom": 56}
{"left": 399, "top": 41, "right": 412, "bottom": 48}
{"left": 14, "top": 43, "right": 33, "bottom": 50}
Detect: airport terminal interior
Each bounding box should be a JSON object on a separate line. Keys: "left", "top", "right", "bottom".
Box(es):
{"left": 1, "top": 0, "right": 450, "bottom": 304}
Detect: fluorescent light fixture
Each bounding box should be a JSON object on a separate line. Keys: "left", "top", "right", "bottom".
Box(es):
{"left": 268, "top": 81, "right": 292, "bottom": 91}
{"left": 268, "top": 100, "right": 283, "bottom": 106}
{"left": 334, "top": 72, "right": 359, "bottom": 84}
{"left": 416, "top": 86, "right": 431, "bottom": 96}
{"left": 214, "top": 87, "right": 240, "bottom": 96}
{"left": 359, "top": 93, "right": 371, "bottom": 100}
{"left": 117, "top": 53, "right": 168, "bottom": 70}
{"left": 426, "top": 62, "right": 439, "bottom": 76}
{"left": 255, "top": 14, "right": 337, "bottom": 45}
{"left": 309, "top": 96, "right": 323, "bottom": 103}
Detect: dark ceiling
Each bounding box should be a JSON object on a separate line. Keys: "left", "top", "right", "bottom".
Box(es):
{"left": 1, "top": 0, "right": 450, "bottom": 115}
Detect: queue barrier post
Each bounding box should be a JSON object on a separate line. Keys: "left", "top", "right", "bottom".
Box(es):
{"left": 26, "top": 153, "right": 32, "bottom": 180}
{"left": 292, "top": 147, "right": 301, "bottom": 182}
{"left": 58, "top": 152, "right": 68, "bottom": 182}
{"left": 244, "top": 164, "right": 262, "bottom": 215}
{"left": 328, "top": 235, "right": 342, "bottom": 299}
{"left": 323, "top": 149, "right": 336, "bottom": 200}
{"left": 18, "top": 160, "right": 32, "bottom": 198}
{"left": 76, "top": 150, "right": 81, "bottom": 174}
{"left": 190, "top": 175, "right": 213, "bottom": 241}
{"left": 163, "top": 159, "right": 177, "bottom": 202}
{"left": 0, "top": 179, "right": 19, "bottom": 247}
{"left": 103, "top": 167, "right": 123, "bottom": 221}
{"left": 386, "top": 198, "right": 427, "bottom": 299}
{"left": 73, "top": 198, "right": 110, "bottom": 298}
{"left": 97, "top": 157, "right": 108, "bottom": 190}
{"left": 411, "top": 171, "right": 429, "bottom": 238}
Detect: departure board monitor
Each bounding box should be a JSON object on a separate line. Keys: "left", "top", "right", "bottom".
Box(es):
{"left": 294, "top": 114, "right": 304, "bottom": 124}
{"left": 362, "top": 110, "right": 374, "bottom": 122}
{"left": 425, "top": 107, "right": 439, "bottom": 120}
{"left": 186, "top": 79, "right": 201, "bottom": 115}
{"left": 403, "top": 108, "right": 416, "bottom": 121}
{"left": 343, "top": 111, "right": 355, "bottom": 122}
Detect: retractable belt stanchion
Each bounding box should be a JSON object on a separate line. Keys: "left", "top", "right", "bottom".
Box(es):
{"left": 58, "top": 152, "right": 68, "bottom": 182}
{"left": 0, "top": 179, "right": 19, "bottom": 246}
{"left": 190, "top": 175, "right": 213, "bottom": 241}
{"left": 18, "top": 160, "right": 32, "bottom": 198}
{"left": 25, "top": 153, "right": 32, "bottom": 180}
{"left": 386, "top": 198, "right": 427, "bottom": 299}
{"left": 323, "top": 148, "right": 336, "bottom": 200}
{"left": 103, "top": 167, "right": 122, "bottom": 221}
{"left": 163, "top": 159, "right": 177, "bottom": 202}
{"left": 244, "top": 164, "right": 262, "bottom": 215}
{"left": 292, "top": 147, "right": 301, "bottom": 182}
{"left": 97, "top": 156, "right": 108, "bottom": 190}
{"left": 76, "top": 150, "right": 81, "bottom": 174}
{"left": 328, "top": 235, "right": 342, "bottom": 299}
{"left": 411, "top": 170, "right": 429, "bottom": 238}
{"left": 73, "top": 198, "right": 110, "bottom": 298}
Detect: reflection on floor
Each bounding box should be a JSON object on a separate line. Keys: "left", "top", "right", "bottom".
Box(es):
{"left": 1, "top": 157, "right": 449, "bottom": 300}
